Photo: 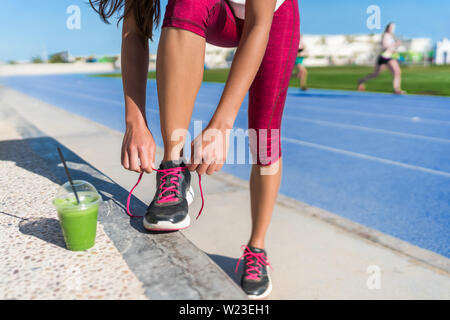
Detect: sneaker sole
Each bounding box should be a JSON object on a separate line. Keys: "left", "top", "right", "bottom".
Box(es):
{"left": 143, "top": 186, "right": 194, "bottom": 231}
{"left": 247, "top": 274, "right": 273, "bottom": 300}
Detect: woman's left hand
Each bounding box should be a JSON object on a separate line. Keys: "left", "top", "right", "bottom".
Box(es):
{"left": 187, "top": 122, "right": 231, "bottom": 175}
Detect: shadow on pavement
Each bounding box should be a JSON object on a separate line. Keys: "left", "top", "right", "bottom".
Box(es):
{"left": 0, "top": 131, "right": 247, "bottom": 298}
{"left": 208, "top": 253, "right": 242, "bottom": 286}
{"left": 0, "top": 136, "right": 150, "bottom": 238}
{"left": 18, "top": 217, "right": 66, "bottom": 249}
{"left": 1, "top": 136, "right": 245, "bottom": 283}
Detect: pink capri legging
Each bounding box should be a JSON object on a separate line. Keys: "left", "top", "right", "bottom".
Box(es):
{"left": 162, "top": 0, "right": 300, "bottom": 165}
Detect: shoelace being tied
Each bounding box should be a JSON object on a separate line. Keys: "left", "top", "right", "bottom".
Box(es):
{"left": 126, "top": 167, "right": 204, "bottom": 219}
{"left": 235, "top": 245, "right": 273, "bottom": 280}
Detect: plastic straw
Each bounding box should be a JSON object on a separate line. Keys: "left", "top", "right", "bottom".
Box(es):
{"left": 57, "top": 147, "right": 80, "bottom": 205}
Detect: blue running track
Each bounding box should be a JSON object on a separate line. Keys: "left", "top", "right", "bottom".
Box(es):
{"left": 2, "top": 74, "right": 449, "bottom": 257}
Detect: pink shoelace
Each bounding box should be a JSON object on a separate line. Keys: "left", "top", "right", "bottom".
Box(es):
{"left": 126, "top": 167, "right": 204, "bottom": 219}
{"left": 235, "top": 245, "right": 273, "bottom": 280}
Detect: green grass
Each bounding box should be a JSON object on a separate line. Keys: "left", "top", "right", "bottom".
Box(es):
{"left": 95, "top": 64, "right": 450, "bottom": 96}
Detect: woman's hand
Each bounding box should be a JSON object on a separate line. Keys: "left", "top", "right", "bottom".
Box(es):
{"left": 121, "top": 123, "right": 156, "bottom": 173}
{"left": 187, "top": 121, "right": 231, "bottom": 175}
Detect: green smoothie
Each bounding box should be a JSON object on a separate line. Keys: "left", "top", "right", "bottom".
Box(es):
{"left": 54, "top": 191, "right": 100, "bottom": 251}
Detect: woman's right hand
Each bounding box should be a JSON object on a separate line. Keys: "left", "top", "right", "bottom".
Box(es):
{"left": 121, "top": 123, "right": 156, "bottom": 173}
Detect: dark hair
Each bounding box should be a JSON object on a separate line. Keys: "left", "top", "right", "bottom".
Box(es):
{"left": 384, "top": 22, "right": 394, "bottom": 34}
{"left": 89, "top": 0, "right": 161, "bottom": 40}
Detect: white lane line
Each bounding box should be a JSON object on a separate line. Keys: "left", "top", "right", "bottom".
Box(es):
{"left": 286, "top": 89, "right": 450, "bottom": 112}
{"left": 288, "top": 104, "right": 450, "bottom": 126}
{"left": 35, "top": 78, "right": 123, "bottom": 96}
{"left": 301, "top": 99, "right": 450, "bottom": 115}
{"left": 282, "top": 137, "right": 450, "bottom": 178}
{"left": 28, "top": 81, "right": 218, "bottom": 113}
{"left": 27, "top": 82, "right": 124, "bottom": 106}
{"left": 284, "top": 116, "right": 450, "bottom": 144}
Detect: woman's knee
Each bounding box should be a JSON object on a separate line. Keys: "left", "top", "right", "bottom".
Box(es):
{"left": 253, "top": 154, "right": 282, "bottom": 176}
{"left": 248, "top": 128, "right": 282, "bottom": 167}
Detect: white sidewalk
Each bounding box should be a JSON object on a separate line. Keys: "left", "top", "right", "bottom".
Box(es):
{"left": 1, "top": 86, "right": 449, "bottom": 299}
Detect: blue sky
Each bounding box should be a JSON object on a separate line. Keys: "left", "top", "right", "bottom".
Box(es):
{"left": 1, "top": 0, "right": 449, "bottom": 62}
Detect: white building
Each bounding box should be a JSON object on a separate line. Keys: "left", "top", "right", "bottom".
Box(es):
{"left": 300, "top": 34, "right": 380, "bottom": 66}
{"left": 201, "top": 34, "right": 434, "bottom": 68}
{"left": 301, "top": 34, "right": 432, "bottom": 66}
{"left": 204, "top": 43, "right": 235, "bottom": 69}
{"left": 435, "top": 38, "right": 450, "bottom": 65}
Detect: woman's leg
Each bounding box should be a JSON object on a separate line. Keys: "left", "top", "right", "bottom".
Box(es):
{"left": 248, "top": 0, "right": 300, "bottom": 249}
{"left": 296, "top": 63, "right": 302, "bottom": 86}
{"left": 248, "top": 159, "right": 282, "bottom": 248}
{"left": 299, "top": 65, "right": 308, "bottom": 89}
{"left": 157, "top": 28, "right": 205, "bottom": 161}
{"left": 358, "top": 63, "right": 384, "bottom": 88}
{"left": 386, "top": 59, "right": 402, "bottom": 92}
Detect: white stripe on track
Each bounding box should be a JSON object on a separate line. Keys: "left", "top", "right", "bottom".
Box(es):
{"left": 282, "top": 137, "right": 450, "bottom": 178}
{"left": 289, "top": 104, "right": 450, "bottom": 126}
{"left": 284, "top": 116, "right": 450, "bottom": 144}
{"left": 36, "top": 77, "right": 123, "bottom": 96}
{"left": 26, "top": 82, "right": 123, "bottom": 106}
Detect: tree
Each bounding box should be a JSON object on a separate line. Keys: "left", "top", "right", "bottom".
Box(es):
{"left": 31, "top": 56, "right": 43, "bottom": 64}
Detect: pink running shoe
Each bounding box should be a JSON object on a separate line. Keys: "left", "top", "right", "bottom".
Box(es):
{"left": 236, "top": 245, "right": 273, "bottom": 299}
{"left": 143, "top": 160, "right": 194, "bottom": 231}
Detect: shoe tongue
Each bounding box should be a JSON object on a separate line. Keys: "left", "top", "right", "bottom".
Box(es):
{"left": 247, "top": 245, "right": 266, "bottom": 254}
{"left": 159, "top": 160, "right": 185, "bottom": 170}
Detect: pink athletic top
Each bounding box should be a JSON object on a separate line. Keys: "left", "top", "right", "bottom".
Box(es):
{"left": 227, "top": 0, "right": 286, "bottom": 19}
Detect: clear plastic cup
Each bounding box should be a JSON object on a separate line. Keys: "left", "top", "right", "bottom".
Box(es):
{"left": 53, "top": 180, "right": 101, "bottom": 251}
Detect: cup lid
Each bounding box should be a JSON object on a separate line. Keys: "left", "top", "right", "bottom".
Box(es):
{"left": 53, "top": 180, "right": 101, "bottom": 209}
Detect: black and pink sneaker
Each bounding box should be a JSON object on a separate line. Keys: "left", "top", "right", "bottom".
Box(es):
{"left": 143, "top": 160, "right": 195, "bottom": 231}
{"left": 236, "top": 245, "right": 273, "bottom": 299}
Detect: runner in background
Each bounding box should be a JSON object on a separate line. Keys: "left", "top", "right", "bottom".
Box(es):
{"left": 357, "top": 23, "right": 406, "bottom": 94}
{"left": 295, "top": 40, "right": 308, "bottom": 91}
